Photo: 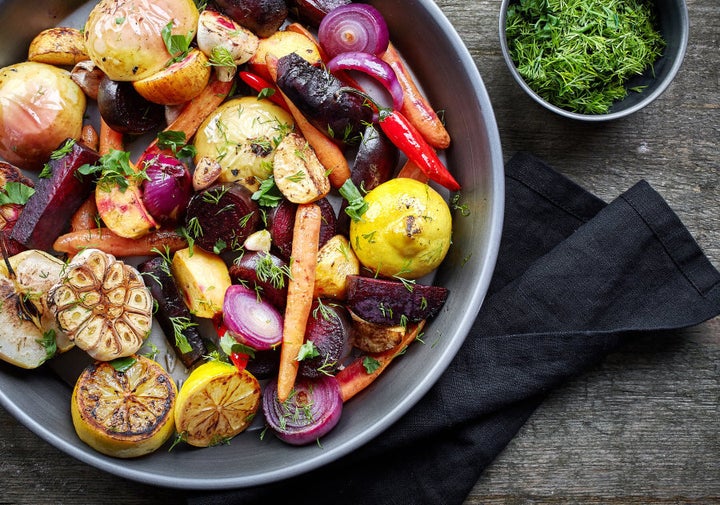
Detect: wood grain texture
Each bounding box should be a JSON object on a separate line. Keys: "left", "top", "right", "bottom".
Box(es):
{"left": 1, "top": 1, "right": 718, "bottom": 504}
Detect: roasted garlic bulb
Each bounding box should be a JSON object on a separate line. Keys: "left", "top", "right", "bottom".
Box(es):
{"left": 50, "top": 249, "right": 153, "bottom": 361}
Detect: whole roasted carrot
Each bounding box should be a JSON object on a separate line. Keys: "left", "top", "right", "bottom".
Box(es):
{"left": 277, "top": 202, "right": 322, "bottom": 402}
{"left": 53, "top": 227, "right": 187, "bottom": 257}
{"left": 336, "top": 321, "right": 425, "bottom": 402}
{"left": 382, "top": 43, "right": 451, "bottom": 150}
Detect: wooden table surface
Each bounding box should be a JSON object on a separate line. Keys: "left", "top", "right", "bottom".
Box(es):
{"left": 2, "top": 1, "right": 718, "bottom": 504}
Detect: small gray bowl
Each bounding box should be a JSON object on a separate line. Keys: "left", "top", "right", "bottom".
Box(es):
{"left": 499, "top": 0, "right": 689, "bottom": 121}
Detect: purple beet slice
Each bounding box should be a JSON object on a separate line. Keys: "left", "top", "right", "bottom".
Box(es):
{"left": 345, "top": 275, "right": 449, "bottom": 326}
{"left": 10, "top": 139, "right": 99, "bottom": 251}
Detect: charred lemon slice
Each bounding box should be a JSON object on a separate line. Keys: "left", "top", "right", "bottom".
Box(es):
{"left": 50, "top": 248, "right": 153, "bottom": 361}
{"left": 71, "top": 355, "right": 177, "bottom": 458}
{"left": 174, "top": 360, "right": 261, "bottom": 447}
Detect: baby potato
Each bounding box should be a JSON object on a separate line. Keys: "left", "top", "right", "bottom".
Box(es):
{"left": 0, "top": 61, "right": 85, "bottom": 170}
{"left": 84, "top": 0, "right": 199, "bottom": 81}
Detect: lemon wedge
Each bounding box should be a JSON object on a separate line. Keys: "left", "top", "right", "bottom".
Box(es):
{"left": 174, "top": 360, "right": 261, "bottom": 447}
{"left": 71, "top": 355, "right": 177, "bottom": 458}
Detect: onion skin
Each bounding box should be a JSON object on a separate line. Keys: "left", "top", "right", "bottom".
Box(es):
{"left": 262, "top": 375, "right": 343, "bottom": 445}
{"left": 141, "top": 154, "right": 193, "bottom": 226}
{"left": 222, "top": 284, "right": 283, "bottom": 351}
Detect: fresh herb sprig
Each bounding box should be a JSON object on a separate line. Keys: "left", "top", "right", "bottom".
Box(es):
{"left": 506, "top": 0, "right": 665, "bottom": 114}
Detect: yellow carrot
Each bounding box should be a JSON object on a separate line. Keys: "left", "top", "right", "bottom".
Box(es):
{"left": 277, "top": 202, "right": 322, "bottom": 402}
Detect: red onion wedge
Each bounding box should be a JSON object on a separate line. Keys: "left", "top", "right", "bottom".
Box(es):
{"left": 318, "top": 3, "right": 389, "bottom": 59}
{"left": 141, "top": 154, "right": 193, "bottom": 225}
{"left": 263, "top": 375, "right": 343, "bottom": 445}
{"left": 223, "top": 284, "right": 284, "bottom": 351}
{"left": 327, "top": 51, "right": 404, "bottom": 111}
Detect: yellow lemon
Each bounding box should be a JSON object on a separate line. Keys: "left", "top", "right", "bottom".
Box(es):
{"left": 349, "top": 178, "right": 453, "bottom": 279}
{"left": 174, "top": 360, "right": 261, "bottom": 447}
{"left": 71, "top": 355, "right": 177, "bottom": 458}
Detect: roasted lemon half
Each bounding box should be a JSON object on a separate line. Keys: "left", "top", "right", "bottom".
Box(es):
{"left": 175, "top": 360, "right": 261, "bottom": 447}
{"left": 71, "top": 355, "right": 177, "bottom": 458}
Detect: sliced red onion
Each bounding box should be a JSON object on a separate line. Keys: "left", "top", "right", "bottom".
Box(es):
{"left": 318, "top": 3, "right": 389, "bottom": 59}
{"left": 327, "top": 51, "right": 404, "bottom": 111}
{"left": 262, "top": 375, "right": 343, "bottom": 445}
{"left": 141, "top": 154, "right": 193, "bottom": 225}
{"left": 223, "top": 284, "right": 283, "bottom": 351}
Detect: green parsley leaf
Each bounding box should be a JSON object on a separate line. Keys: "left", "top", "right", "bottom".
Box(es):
{"left": 0, "top": 181, "right": 34, "bottom": 205}
{"left": 362, "top": 356, "right": 381, "bottom": 374}
{"left": 161, "top": 21, "right": 194, "bottom": 65}
{"left": 251, "top": 176, "right": 283, "bottom": 207}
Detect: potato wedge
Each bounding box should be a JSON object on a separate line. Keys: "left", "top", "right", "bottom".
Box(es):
{"left": 95, "top": 183, "right": 158, "bottom": 239}
{"left": 273, "top": 132, "right": 330, "bottom": 203}
{"left": 28, "top": 27, "right": 88, "bottom": 66}
{"left": 314, "top": 234, "right": 359, "bottom": 300}
{"left": 171, "top": 247, "right": 231, "bottom": 318}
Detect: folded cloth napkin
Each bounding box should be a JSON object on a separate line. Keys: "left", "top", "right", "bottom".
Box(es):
{"left": 189, "top": 152, "right": 720, "bottom": 505}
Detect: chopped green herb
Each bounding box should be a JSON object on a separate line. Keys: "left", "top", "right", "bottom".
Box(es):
{"left": 339, "top": 178, "right": 368, "bottom": 221}
{"left": 157, "top": 130, "right": 196, "bottom": 159}
{"left": 78, "top": 149, "right": 146, "bottom": 192}
{"left": 110, "top": 356, "right": 136, "bottom": 372}
{"left": 297, "top": 341, "right": 320, "bottom": 361}
{"left": 161, "top": 21, "right": 194, "bottom": 65}
{"left": 362, "top": 356, "right": 381, "bottom": 374}
{"left": 0, "top": 181, "right": 34, "bottom": 206}
{"left": 505, "top": 0, "right": 665, "bottom": 114}
{"left": 252, "top": 176, "right": 283, "bottom": 207}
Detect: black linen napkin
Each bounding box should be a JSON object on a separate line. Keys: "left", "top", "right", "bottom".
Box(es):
{"left": 189, "top": 152, "right": 720, "bottom": 505}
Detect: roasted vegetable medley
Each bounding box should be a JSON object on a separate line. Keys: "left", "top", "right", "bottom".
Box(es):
{"left": 0, "top": 0, "right": 460, "bottom": 456}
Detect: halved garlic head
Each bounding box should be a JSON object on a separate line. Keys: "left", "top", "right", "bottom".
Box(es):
{"left": 50, "top": 249, "right": 153, "bottom": 361}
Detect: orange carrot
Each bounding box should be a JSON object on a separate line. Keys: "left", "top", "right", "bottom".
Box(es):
{"left": 53, "top": 227, "right": 187, "bottom": 257}
{"left": 80, "top": 124, "right": 99, "bottom": 151}
{"left": 266, "top": 55, "right": 351, "bottom": 189}
{"left": 336, "top": 321, "right": 425, "bottom": 402}
{"left": 382, "top": 43, "right": 451, "bottom": 150}
{"left": 136, "top": 77, "right": 233, "bottom": 166}
{"left": 277, "top": 202, "right": 322, "bottom": 402}
{"left": 69, "top": 196, "right": 99, "bottom": 232}
{"left": 396, "top": 159, "right": 430, "bottom": 183}
{"left": 98, "top": 117, "right": 124, "bottom": 155}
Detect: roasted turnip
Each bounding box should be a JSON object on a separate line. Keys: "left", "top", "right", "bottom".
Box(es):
{"left": 84, "top": 0, "right": 200, "bottom": 81}
{"left": 0, "top": 62, "right": 86, "bottom": 170}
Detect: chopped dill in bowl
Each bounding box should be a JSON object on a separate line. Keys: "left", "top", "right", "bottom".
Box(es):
{"left": 505, "top": 0, "right": 666, "bottom": 115}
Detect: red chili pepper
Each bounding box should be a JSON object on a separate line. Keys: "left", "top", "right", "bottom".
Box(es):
{"left": 212, "top": 315, "right": 250, "bottom": 373}
{"left": 229, "top": 351, "right": 249, "bottom": 372}
{"left": 238, "top": 71, "right": 290, "bottom": 111}
{"left": 377, "top": 108, "right": 461, "bottom": 191}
